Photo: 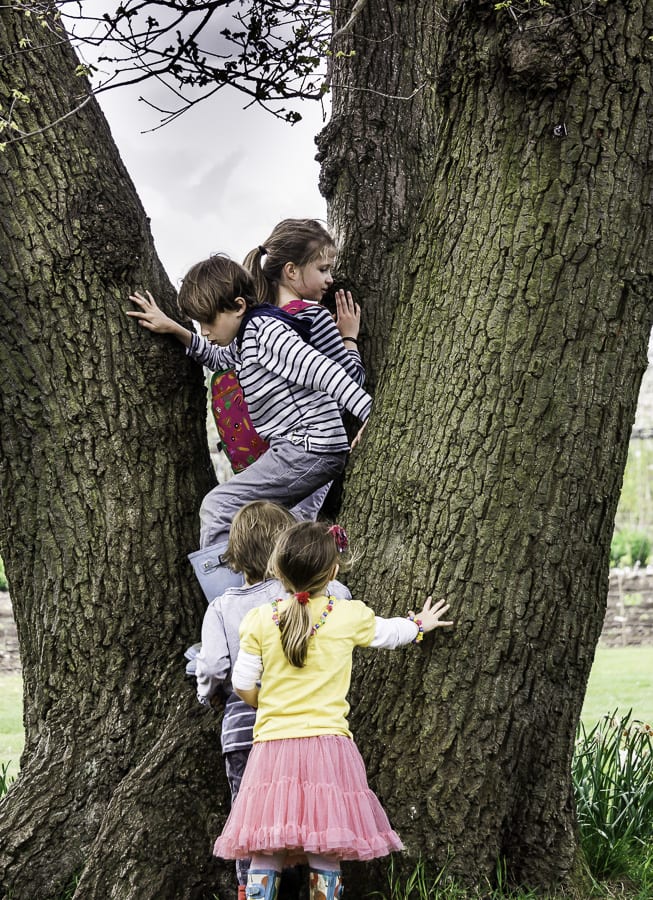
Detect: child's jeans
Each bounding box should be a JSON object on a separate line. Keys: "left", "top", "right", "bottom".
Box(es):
{"left": 199, "top": 438, "right": 347, "bottom": 548}
{"left": 225, "top": 748, "right": 251, "bottom": 886}
{"left": 291, "top": 481, "right": 332, "bottom": 522}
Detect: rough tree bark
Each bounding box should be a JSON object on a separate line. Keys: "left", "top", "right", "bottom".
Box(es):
{"left": 318, "top": 0, "right": 442, "bottom": 389}
{"left": 318, "top": 0, "right": 653, "bottom": 891}
{"left": 0, "top": 8, "right": 235, "bottom": 899}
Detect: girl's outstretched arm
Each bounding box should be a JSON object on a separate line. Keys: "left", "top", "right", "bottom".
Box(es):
{"left": 127, "top": 290, "right": 193, "bottom": 348}
{"left": 370, "top": 596, "right": 454, "bottom": 649}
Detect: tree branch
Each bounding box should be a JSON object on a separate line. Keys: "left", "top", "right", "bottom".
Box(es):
{"left": 332, "top": 0, "right": 368, "bottom": 40}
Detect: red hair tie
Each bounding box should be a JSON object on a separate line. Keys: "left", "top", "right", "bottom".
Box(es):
{"left": 295, "top": 591, "right": 311, "bottom": 605}
{"left": 328, "top": 524, "right": 349, "bottom": 552}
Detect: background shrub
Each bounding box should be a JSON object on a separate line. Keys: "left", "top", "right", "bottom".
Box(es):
{"left": 610, "top": 529, "right": 651, "bottom": 567}
{"left": 573, "top": 712, "right": 653, "bottom": 880}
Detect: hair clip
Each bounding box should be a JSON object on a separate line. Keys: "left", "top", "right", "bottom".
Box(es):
{"left": 258, "top": 245, "right": 268, "bottom": 256}
{"left": 295, "top": 591, "right": 311, "bottom": 605}
{"left": 328, "top": 524, "right": 349, "bottom": 552}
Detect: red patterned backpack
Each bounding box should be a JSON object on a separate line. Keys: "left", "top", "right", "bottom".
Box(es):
{"left": 210, "top": 300, "right": 313, "bottom": 474}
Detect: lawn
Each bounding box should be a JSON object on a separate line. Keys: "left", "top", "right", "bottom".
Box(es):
{"left": 581, "top": 645, "right": 653, "bottom": 726}
{"left": 0, "top": 673, "right": 23, "bottom": 783}
{"left": 1, "top": 646, "right": 652, "bottom": 784}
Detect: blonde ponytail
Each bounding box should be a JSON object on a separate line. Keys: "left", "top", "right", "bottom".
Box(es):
{"left": 279, "top": 597, "right": 312, "bottom": 668}
{"left": 269, "top": 521, "right": 344, "bottom": 668}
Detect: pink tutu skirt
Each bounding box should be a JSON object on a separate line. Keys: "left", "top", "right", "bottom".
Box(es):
{"left": 214, "top": 734, "right": 404, "bottom": 861}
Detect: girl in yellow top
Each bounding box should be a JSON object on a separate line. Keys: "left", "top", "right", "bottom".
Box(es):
{"left": 214, "top": 521, "right": 454, "bottom": 900}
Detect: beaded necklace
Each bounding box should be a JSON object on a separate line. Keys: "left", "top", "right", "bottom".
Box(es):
{"left": 271, "top": 595, "right": 336, "bottom": 635}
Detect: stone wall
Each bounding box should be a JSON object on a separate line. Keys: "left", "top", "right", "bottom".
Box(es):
{"left": 0, "top": 592, "right": 19, "bottom": 674}
{"left": 602, "top": 568, "right": 653, "bottom": 647}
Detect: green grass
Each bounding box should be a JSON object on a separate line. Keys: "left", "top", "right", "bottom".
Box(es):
{"left": 0, "top": 673, "right": 24, "bottom": 782}
{"left": 573, "top": 712, "right": 653, "bottom": 883}
{"left": 581, "top": 647, "right": 653, "bottom": 727}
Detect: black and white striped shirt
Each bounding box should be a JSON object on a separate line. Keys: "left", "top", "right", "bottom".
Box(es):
{"left": 292, "top": 303, "right": 365, "bottom": 387}
{"left": 188, "top": 312, "right": 372, "bottom": 454}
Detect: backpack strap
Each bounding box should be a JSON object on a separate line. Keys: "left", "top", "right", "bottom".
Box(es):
{"left": 236, "top": 303, "right": 312, "bottom": 349}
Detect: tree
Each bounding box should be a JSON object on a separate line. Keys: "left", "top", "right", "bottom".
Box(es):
{"left": 0, "top": 6, "right": 234, "bottom": 898}
{"left": 2, "top": 0, "right": 332, "bottom": 128}
{"left": 1, "top": 0, "right": 653, "bottom": 897}
{"left": 323, "top": 0, "right": 653, "bottom": 889}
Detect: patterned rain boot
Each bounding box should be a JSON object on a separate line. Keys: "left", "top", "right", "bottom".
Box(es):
{"left": 245, "top": 869, "right": 281, "bottom": 899}
{"left": 309, "top": 869, "right": 343, "bottom": 900}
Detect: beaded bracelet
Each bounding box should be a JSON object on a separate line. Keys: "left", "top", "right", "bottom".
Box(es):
{"left": 406, "top": 613, "right": 424, "bottom": 643}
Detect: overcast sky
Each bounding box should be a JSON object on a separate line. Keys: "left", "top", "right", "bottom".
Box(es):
{"left": 93, "top": 74, "right": 327, "bottom": 288}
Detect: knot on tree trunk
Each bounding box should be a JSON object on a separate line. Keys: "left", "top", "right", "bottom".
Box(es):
{"left": 505, "top": 11, "right": 581, "bottom": 91}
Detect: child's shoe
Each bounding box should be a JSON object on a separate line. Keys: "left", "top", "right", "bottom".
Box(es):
{"left": 309, "top": 869, "right": 343, "bottom": 899}
{"left": 246, "top": 869, "right": 281, "bottom": 899}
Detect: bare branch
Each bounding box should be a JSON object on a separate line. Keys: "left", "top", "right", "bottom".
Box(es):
{"left": 332, "top": 0, "right": 368, "bottom": 41}
{"left": 0, "top": 93, "right": 92, "bottom": 145}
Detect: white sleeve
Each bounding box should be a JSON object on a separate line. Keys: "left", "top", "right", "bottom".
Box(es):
{"left": 370, "top": 616, "right": 419, "bottom": 649}
{"left": 232, "top": 650, "right": 264, "bottom": 691}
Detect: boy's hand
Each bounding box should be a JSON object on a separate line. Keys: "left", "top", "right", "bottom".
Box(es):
{"left": 408, "top": 596, "right": 454, "bottom": 634}
{"left": 351, "top": 419, "right": 367, "bottom": 450}
{"left": 335, "top": 289, "right": 361, "bottom": 341}
{"left": 127, "top": 290, "right": 178, "bottom": 334}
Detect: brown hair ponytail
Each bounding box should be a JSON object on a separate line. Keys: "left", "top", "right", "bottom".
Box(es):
{"left": 243, "top": 218, "right": 336, "bottom": 307}
{"left": 242, "top": 244, "right": 276, "bottom": 305}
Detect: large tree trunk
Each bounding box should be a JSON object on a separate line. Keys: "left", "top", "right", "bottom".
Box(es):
{"left": 320, "top": 0, "right": 653, "bottom": 891}
{"left": 2, "top": 1, "right": 653, "bottom": 897}
{"left": 0, "top": 8, "right": 234, "bottom": 899}
{"left": 317, "top": 0, "right": 442, "bottom": 388}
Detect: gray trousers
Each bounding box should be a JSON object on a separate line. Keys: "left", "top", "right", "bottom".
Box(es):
{"left": 199, "top": 438, "right": 347, "bottom": 548}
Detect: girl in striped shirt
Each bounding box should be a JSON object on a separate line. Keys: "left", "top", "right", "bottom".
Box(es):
{"left": 244, "top": 218, "right": 363, "bottom": 386}
{"left": 243, "top": 218, "right": 364, "bottom": 521}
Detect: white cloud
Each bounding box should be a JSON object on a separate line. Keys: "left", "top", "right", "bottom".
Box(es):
{"left": 94, "top": 75, "right": 327, "bottom": 285}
